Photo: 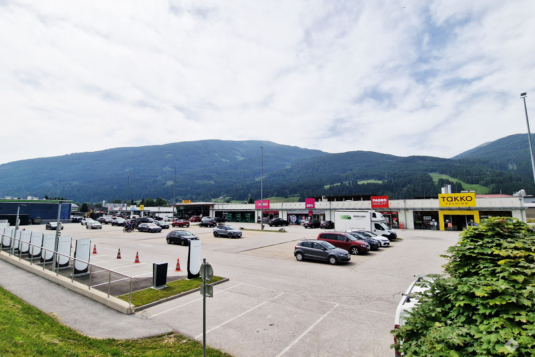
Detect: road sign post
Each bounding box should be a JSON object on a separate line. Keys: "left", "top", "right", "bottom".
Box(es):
{"left": 200, "top": 259, "right": 213, "bottom": 357}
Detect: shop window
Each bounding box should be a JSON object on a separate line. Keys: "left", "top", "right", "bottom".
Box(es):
{"left": 413, "top": 211, "right": 439, "bottom": 230}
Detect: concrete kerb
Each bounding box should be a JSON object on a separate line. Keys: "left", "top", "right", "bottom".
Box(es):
{"left": 135, "top": 278, "right": 230, "bottom": 312}
{"left": 0, "top": 251, "right": 134, "bottom": 315}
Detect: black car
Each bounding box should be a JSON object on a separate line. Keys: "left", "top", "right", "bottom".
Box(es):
{"left": 303, "top": 220, "right": 321, "bottom": 229}
{"left": 199, "top": 220, "right": 217, "bottom": 228}
{"left": 320, "top": 220, "right": 335, "bottom": 229}
{"left": 214, "top": 217, "right": 227, "bottom": 223}
{"left": 166, "top": 230, "right": 199, "bottom": 246}
{"left": 294, "top": 240, "right": 350, "bottom": 265}
{"left": 268, "top": 218, "right": 289, "bottom": 227}
{"left": 136, "top": 223, "right": 162, "bottom": 233}
{"left": 346, "top": 232, "right": 380, "bottom": 251}
{"left": 71, "top": 216, "right": 83, "bottom": 223}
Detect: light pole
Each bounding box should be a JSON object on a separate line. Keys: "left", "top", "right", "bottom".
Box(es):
{"left": 12, "top": 203, "right": 26, "bottom": 254}
{"left": 126, "top": 174, "right": 131, "bottom": 203}
{"left": 261, "top": 146, "right": 264, "bottom": 230}
{"left": 173, "top": 165, "right": 177, "bottom": 204}
{"left": 521, "top": 92, "right": 535, "bottom": 185}
{"left": 51, "top": 200, "right": 64, "bottom": 272}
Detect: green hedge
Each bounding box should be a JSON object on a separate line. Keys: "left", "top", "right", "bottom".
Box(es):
{"left": 392, "top": 217, "right": 535, "bottom": 356}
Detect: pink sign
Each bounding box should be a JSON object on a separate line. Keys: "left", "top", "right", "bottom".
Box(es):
{"left": 305, "top": 198, "right": 315, "bottom": 209}
{"left": 255, "top": 200, "right": 270, "bottom": 209}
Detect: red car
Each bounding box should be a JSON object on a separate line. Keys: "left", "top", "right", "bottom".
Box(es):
{"left": 189, "top": 216, "right": 201, "bottom": 222}
{"left": 172, "top": 219, "right": 190, "bottom": 227}
{"left": 317, "top": 232, "right": 370, "bottom": 255}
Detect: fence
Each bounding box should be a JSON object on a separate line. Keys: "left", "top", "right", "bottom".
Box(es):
{"left": 0, "top": 231, "right": 133, "bottom": 310}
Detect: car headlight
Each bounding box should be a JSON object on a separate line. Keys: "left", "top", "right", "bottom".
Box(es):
{"left": 338, "top": 253, "right": 346, "bottom": 256}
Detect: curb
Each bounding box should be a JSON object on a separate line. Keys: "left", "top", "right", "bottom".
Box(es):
{"left": 135, "top": 278, "right": 230, "bottom": 312}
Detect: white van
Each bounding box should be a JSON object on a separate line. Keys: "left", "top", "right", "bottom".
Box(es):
{"left": 334, "top": 211, "right": 397, "bottom": 239}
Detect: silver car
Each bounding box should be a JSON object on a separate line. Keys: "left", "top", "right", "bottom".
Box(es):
{"left": 213, "top": 225, "right": 242, "bottom": 238}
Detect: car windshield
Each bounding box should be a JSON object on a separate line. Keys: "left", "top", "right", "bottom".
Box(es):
{"left": 322, "top": 242, "right": 336, "bottom": 250}
{"left": 225, "top": 226, "right": 236, "bottom": 230}
{"left": 379, "top": 223, "right": 389, "bottom": 230}
{"left": 363, "top": 231, "right": 378, "bottom": 237}
{"left": 179, "top": 231, "right": 194, "bottom": 236}
{"left": 345, "top": 234, "right": 359, "bottom": 241}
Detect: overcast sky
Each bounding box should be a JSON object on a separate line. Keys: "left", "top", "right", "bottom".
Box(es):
{"left": 1, "top": 0, "right": 534, "bottom": 165}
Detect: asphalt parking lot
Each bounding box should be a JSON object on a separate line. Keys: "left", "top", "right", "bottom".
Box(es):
{"left": 26, "top": 221, "right": 461, "bottom": 356}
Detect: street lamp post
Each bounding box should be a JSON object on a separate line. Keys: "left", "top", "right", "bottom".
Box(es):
{"left": 261, "top": 146, "right": 264, "bottom": 230}
{"left": 12, "top": 203, "right": 26, "bottom": 255}
{"left": 173, "top": 165, "right": 177, "bottom": 205}
{"left": 127, "top": 174, "right": 131, "bottom": 203}
{"left": 521, "top": 93, "right": 535, "bottom": 185}
{"left": 51, "top": 200, "right": 63, "bottom": 272}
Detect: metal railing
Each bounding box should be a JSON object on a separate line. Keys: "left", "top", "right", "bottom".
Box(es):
{"left": 0, "top": 232, "right": 133, "bottom": 309}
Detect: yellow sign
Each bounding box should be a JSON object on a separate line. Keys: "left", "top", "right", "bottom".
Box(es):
{"left": 182, "top": 200, "right": 191, "bottom": 204}
{"left": 438, "top": 193, "right": 476, "bottom": 207}
{"left": 140, "top": 205, "right": 144, "bottom": 210}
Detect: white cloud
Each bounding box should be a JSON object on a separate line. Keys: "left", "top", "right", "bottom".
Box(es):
{"left": 0, "top": 0, "right": 534, "bottom": 164}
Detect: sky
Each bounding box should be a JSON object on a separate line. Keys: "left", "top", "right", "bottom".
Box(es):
{"left": 1, "top": 0, "right": 535, "bottom": 165}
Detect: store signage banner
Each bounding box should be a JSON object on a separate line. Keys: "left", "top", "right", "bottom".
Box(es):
{"left": 255, "top": 200, "right": 270, "bottom": 209}
{"left": 305, "top": 198, "right": 315, "bottom": 209}
{"left": 371, "top": 196, "right": 389, "bottom": 208}
{"left": 439, "top": 193, "right": 476, "bottom": 207}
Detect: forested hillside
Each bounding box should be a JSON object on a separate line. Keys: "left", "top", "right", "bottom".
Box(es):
{"left": 0, "top": 136, "right": 533, "bottom": 203}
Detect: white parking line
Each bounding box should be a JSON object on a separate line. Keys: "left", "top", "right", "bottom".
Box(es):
{"left": 148, "top": 283, "right": 243, "bottom": 318}
{"left": 194, "top": 292, "right": 285, "bottom": 340}
{"left": 275, "top": 303, "right": 339, "bottom": 357}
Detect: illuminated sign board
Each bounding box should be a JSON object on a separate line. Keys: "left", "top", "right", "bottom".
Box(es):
{"left": 438, "top": 193, "right": 476, "bottom": 207}
{"left": 371, "top": 196, "right": 389, "bottom": 208}
{"left": 182, "top": 200, "right": 192, "bottom": 204}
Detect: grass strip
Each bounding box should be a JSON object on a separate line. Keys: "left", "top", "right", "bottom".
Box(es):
{"left": 118, "top": 276, "right": 225, "bottom": 307}
{"left": 0, "top": 286, "right": 231, "bottom": 357}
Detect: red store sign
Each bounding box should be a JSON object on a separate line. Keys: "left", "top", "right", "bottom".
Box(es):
{"left": 255, "top": 200, "right": 270, "bottom": 209}
{"left": 371, "top": 196, "right": 389, "bottom": 208}
{"left": 305, "top": 198, "right": 315, "bottom": 209}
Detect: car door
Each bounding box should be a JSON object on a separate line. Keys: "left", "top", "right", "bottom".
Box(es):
{"left": 373, "top": 223, "right": 385, "bottom": 235}
{"left": 311, "top": 242, "right": 329, "bottom": 261}
{"left": 299, "top": 241, "right": 313, "bottom": 258}
{"left": 335, "top": 234, "right": 351, "bottom": 251}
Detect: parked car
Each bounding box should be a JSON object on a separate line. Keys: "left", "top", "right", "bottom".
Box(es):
{"left": 111, "top": 217, "right": 126, "bottom": 226}
{"left": 153, "top": 216, "right": 163, "bottom": 221}
{"left": 351, "top": 230, "right": 390, "bottom": 247}
{"left": 172, "top": 219, "right": 190, "bottom": 228}
{"left": 294, "top": 240, "right": 351, "bottom": 265}
{"left": 46, "top": 222, "right": 63, "bottom": 230}
{"left": 345, "top": 231, "right": 380, "bottom": 251}
{"left": 166, "top": 230, "right": 199, "bottom": 246}
{"left": 214, "top": 217, "right": 227, "bottom": 223}
{"left": 268, "top": 218, "right": 289, "bottom": 227}
{"left": 87, "top": 220, "right": 103, "bottom": 229}
{"left": 317, "top": 232, "right": 370, "bottom": 255}
{"left": 136, "top": 223, "right": 162, "bottom": 233}
{"left": 81, "top": 218, "right": 88, "bottom": 225}
{"left": 303, "top": 220, "right": 321, "bottom": 229}
{"left": 82, "top": 218, "right": 97, "bottom": 226}
{"left": 189, "top": 216, "right": 201, "bottom": 222}
{"left": 164, "top": 216, "right": 175, "bottom": 222}
{"left": 154, "top": 220, "right": 169, "bottom": 229}
{"left": 71, "top": 216, "right": 83, "bottom": 223}
{"left": 213, "top": 225, "right": 242, "bottom": 238}
{"left": 134, "top": 217, "right": 153, "bottom": 224}
{"left": 98, "top": 216, "right": 113, "bottom": 224}
{"left": 394, "top": 277, "right": 432, "bottom": 356}
{"left": 320, "top": 220, "right": 335, "bottom": 229}
{"left": 199, "top": 220, "right": 217, "bottom": 228}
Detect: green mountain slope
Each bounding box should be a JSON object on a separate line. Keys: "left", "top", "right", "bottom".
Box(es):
{"left": 1, "top": 138, "right": 533, "bottom": 203}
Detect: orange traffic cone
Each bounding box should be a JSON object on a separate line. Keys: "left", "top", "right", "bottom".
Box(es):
{"left": 92, "top": 245, "right": 97, "bottom": 254}
{"left": 134, "top": 252, "right": 140, "bottom": 263}
{"left": 117, "top": 249, "right": 122, "bottom": 259}
{"left": 175, "top": 258, "right": 181, "bottom": 271}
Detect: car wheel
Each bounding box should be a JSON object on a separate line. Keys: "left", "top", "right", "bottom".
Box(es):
{"left": 229, "top": 233, "right": 234, "bottom": 238}
{"left": 180, "top": 240, "right": 186, "bottom": 246}
{"left": 328, "top": 256, "right": 338, "bottom": 265}
{"left": 166, "top": 238, "right": 171, "bottom": 244}
{"left": 295, "top": 252, "right": 304, "bottom": 261}
{"left": 214, "top": 232, "right": 219, "bottom": 237}
{"left": 350, "top": 247, "right": 360, "bottom": 255}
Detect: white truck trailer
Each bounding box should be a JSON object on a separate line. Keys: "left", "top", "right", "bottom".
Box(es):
{"left": 334, "top": 210, "right": 397, "bottom": 239}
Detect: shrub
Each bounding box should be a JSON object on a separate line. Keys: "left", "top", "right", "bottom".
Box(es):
{"left": 392, "top": 217, "right": 535, "bottom": 356}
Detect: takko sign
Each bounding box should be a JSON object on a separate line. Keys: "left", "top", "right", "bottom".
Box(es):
{"left": 371, "top": 196, "right": 389, "bottom": 208}
{"left": 305, "top": 198, "right": 315, "bottom": 209}
{"left": 439, "top": 193, "right": 476, "bottom": 207}
{"left": 255, "top": 200, "right": 270, "bottom": 209}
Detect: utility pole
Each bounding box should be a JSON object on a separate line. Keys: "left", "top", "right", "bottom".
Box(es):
{"left": 51, "top": 201, "right": 63, "bottom": 272}
{"left": 521, "top": 93, "right": 535, "bottom": 185}
{"left": 260, "top": 146, "right": 264, "bottom": 230}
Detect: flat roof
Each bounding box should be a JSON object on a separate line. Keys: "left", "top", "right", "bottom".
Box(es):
{"left": 172, "top": 202, "right": 215, "bottom": 207}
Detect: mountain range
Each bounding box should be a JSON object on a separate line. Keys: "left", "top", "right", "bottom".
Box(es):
{"left": 1, "top": 134, "right": 534, "bottom": 203}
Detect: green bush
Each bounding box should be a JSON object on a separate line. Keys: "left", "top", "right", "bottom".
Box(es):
{"left": 392, "top": 217, "right": 535, "bottom": 356}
